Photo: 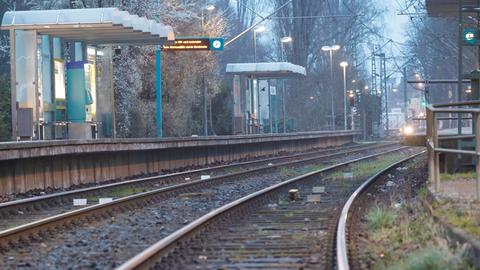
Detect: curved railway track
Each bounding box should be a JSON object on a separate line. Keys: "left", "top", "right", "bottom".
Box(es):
{"left": 0, "top": 144, "right": 408, "bottom": 269}
{"left": 0, "top": 142, "right": 394, "bottom": 232}
{"left": 336, "top": 151, "right": 425, "bottom": 270}
{"left": 115, "top": 148, "right": 424, "bottom": 270}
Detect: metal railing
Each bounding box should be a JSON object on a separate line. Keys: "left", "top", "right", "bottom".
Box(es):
{"left": 426, "top": 100, "right": 480, "bottom": 200}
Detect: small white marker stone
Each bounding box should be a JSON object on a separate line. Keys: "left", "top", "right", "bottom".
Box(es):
{"left": 312, "top": 186, "right": 325, "bottom": 194}
{"left": 343, "top": 172, "right": 353, "bottom": 179}
{"left": 201, "top": 175, "right": 210, "bottom": 180}
{"left": 307, "top": 194, "right": 321, "bottom": 202}
{"left": 99, "top": 198, "right": 113, "bottom": 204}
{"left": 73, "top": 199, "right": 87, "bottom": 206}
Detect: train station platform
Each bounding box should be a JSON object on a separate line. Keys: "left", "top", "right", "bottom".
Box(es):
{"left": 0, "top": 131, "right": 358, "bottom": 196}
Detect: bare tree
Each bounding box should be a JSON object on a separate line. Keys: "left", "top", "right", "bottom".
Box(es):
{"left": 270, "top": 0, "right": 382, "bottom": 131}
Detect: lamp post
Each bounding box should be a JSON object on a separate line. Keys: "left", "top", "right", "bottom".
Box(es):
{"left": 280, "top": 36, "right": 292, "bottom": 61}
{"left": 349, "top": 90, "right": 355, "bottom": 130}
{"left": 363, "top": 85, "right": 369, "bottom": 140}
{"left": 253, "top": 26, "right": 266, "bottom": 62}
{"left": 201, "top": 4, "right": 215, "bottom": 29}
{"left": 340, "top": 61, "right": 348, "bottom": 130}
{"left": 280, "top": 36, "right": 292, "bottom": 133}
{"left": 201, "top": 4, "right": 215, "bottom": 136}
{"left": 322, "top": 45, "right": 340, "bottom": 130}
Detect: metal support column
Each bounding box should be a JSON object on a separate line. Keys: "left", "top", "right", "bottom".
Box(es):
{"left": 403, "top": 67, "right": 408, "bottom": 124}
{"left": 155, "top": 49, "right": 163, "bottom": 138}
{"left": 382, "top": 55, "right": 389, "bottom": 136}
{"left": 204, "top": 76, "right": 208, "bottom": 136}
{"left": 342, "top": 65, "right": 347, "bottom": 130}
{"left": 268, "top": 80, "right": 272, "bottom": 133}
{"left": 329, "top": 50, "right": 335, "bottom": 130}
{"left": 476, "top": 113, "right": 480, "bottom": 200}
{"left": 10, "top": 30, "right": 16, "bottom": 141}
{"left": 458, "top": 0, "right": 464, "bottom": 135}
{"left": 282, "top": 80, "right": 286, "bottom": 133}
{"left": 34, "top": 30, "right": 39, "bottom": 140}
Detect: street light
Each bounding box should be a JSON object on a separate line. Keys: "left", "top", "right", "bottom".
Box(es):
{"left": 322, "top": 44, "right": 341, "bottom": 130}
{"left": 281, "top": 36, "right": 293, "bottom": 43}
{"left": 340, "top": 61, "right": 348, "bottom": 130}
{"left": 280, "top": 36, "right": 292, "bottom": 133}
{"left": 253, "top": 26, "right": 266, "bottom": 62}
{"left": 466, "top": 85, "right": 472, "bottom": 94}
{"left": 280, "top": 36, "right": 292, "bottom": 61}
{"left": 201, "top": 4, "right": 216, "bottom": 29}
{"left": 201, "top": 4, "right": 215, "bottom": 136}
{"left": 206, "top": 4, "right": 215, "bottom": 11}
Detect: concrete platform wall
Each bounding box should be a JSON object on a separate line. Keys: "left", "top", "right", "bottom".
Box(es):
{"left": 0, "top": 131, "right": 357, "bottom": 196}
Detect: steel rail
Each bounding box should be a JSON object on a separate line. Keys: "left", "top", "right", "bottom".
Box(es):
{"left": 336, "top": 151, "right": 426, "bottom": 270}
{"left": 116, "top": 147, "right": 411, "bottom": 270}
{"left": 0, "top": 144, "right": 400, "bottom": 247}
{"left": 0, "top": 142, "right": 392, "bottom": 213}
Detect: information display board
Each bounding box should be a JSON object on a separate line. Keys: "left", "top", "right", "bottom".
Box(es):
{"left": 162, "top": 37, "right": 224, "bottom": 51}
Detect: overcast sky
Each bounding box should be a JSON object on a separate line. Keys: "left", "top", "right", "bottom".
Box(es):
{"left": 383, "top": 0, "right": 410, "bottom": 44}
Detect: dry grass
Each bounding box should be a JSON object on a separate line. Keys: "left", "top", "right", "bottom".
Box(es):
{"left": 365, "top": 202, "right": 474, "bottom": 270}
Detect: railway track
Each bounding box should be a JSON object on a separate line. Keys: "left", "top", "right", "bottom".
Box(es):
{"left": 336, "top": 151, "right": 425, "bottom": 270}
{"left": 0, "top": 142, "right": 393, "bottom": 232}
{"left": 339, "top": 152, "right": 428, "bottom": 270}
{"left": 0, "top": 144, "right": 408, "bottom": 269}
{"left": 115, "top": 148, "right": 424, "bottom": 270}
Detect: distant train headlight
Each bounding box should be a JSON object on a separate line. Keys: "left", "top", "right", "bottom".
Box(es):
{"left": 403, "top": 126, "right": 414, "bottom": 135}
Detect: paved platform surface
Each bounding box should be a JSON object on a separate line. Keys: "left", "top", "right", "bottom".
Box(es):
{"left": 0, "top": 131, "right": 358, "bottom": 161}
{"left": 438, "top": 179, "right": 478, "bottom": 201}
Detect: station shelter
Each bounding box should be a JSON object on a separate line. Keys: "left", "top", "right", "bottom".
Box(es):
{"left": 226, "top": 62, "right": 306, "bottom": 135}
{"left": 1, "top": 8, "right": 174, "bottom": 140}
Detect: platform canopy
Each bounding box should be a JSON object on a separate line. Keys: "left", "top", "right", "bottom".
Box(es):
{"left": 226, "top": 62, "right": 306, "bottom": 78}
{"left": 1, "top": 8, "right": 174, "bottom": 45}
{"left": 426, "top": 0, "right": 477, "bottom": 17}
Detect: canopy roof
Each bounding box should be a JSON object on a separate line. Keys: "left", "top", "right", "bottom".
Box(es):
{"left": 1, "top": 8, "right": 174, "bottom": 45}
{"left": 226, "top": 62, "right": 306, "bottom": 78}
{"left": 426, "top": 0, "right": 477, "bottom": 17}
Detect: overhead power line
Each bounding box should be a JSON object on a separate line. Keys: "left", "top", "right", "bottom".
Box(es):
{"left": 225, "top": 0, "right": 292, "bottom": 47}
{"left": 271, "top": 15, "right": 359, "bottom": 19}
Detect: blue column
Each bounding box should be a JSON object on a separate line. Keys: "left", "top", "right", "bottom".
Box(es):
{"left": 41, "top": 35, "right": 53, "bottom": 122}
{"left": 53, "top": 38, "right": 62, "bottom": 59}
{"left": 156, "top": 49, "right": 163, "bottom": 137}
{"left": 66, "top": 42, "right": 87, "bottom": 123}
{"left": 74, "top": 42, "right": 83, "bottom": 61}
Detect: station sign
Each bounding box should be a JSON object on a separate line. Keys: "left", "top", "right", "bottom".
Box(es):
{"left": 162, "top": 37, "right": 224, "bottom": 51}
{"left": 463, "top": 28, "right": 479, "bottom": 45}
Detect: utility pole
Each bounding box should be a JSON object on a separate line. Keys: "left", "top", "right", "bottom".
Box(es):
{"left": 203, "top": 76, "right": 208, "bottom": 136}
{"left": 381, "top": 54, "right": 388, "bottom": 136}
{"left": 458, "top": 0, "right": 464, "bottom": 135}
{"left": 403, "top": 67, "right": 408, "bottom": 124}
{"left": 341, "top": 62, "right": 348, "bottom": 130}
{"left": 329, "top": 50, "right": 336, "bottom": 130}
{"left": 362, "top": 88, "right": 367, "bottom": 141}
{"left": 156, "top": 49, "right": 163, "bottom": 138}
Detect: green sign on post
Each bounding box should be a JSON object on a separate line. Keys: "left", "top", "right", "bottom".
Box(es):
{"left": 463, "top": 28, "right": 478, "bottom": 45}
